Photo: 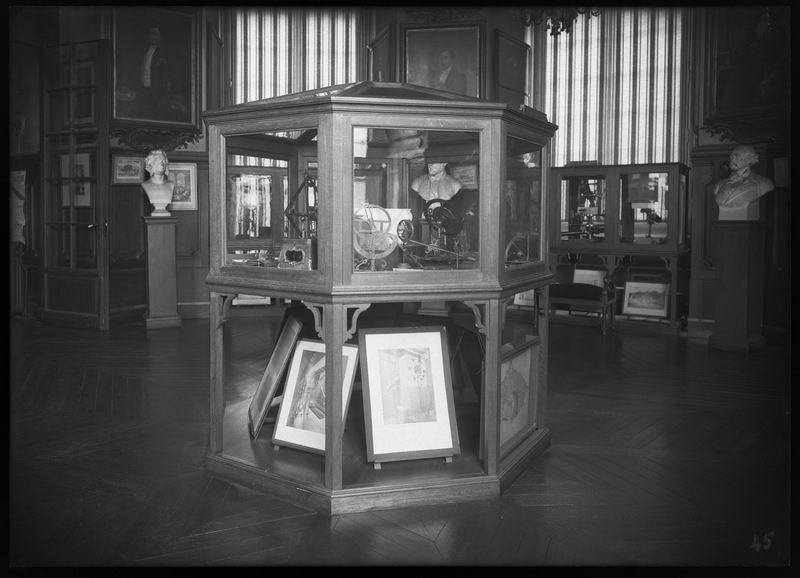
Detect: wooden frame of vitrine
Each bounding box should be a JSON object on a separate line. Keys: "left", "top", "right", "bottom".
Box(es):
{"left": 204, "top": 82, "right": 557, "bottom": 515}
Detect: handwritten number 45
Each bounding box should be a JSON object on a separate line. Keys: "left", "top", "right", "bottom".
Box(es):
{"left": 750, "top": 531, "right": 774, "bottom": 551}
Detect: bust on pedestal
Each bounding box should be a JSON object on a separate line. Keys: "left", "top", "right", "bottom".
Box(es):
{"left": 142, "top": 149, "right": 181, "bottom": 329}
{"left": 708, "top": 146, "right": 775, "bottom": 352}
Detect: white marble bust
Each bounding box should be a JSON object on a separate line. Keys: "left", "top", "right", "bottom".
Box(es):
{"left": 713, "top": 146, "right": 775, "bottom": 221}
{"left": 411, "top": 162, "right": 463, "bottom": 201}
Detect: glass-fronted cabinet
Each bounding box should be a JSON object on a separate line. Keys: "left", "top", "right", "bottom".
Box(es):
{"left": 204, "top": 82, "right": 557, "bottom": 514}
{"left": 549, "top": 163, "right": 690, "bottom": 329}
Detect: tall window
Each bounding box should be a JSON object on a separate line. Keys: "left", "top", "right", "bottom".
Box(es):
{"left": 232, "top": 7, "right": 365, "bottom": 104}
{"left": 542, "top": 7, "right": 688, "bottom": 166}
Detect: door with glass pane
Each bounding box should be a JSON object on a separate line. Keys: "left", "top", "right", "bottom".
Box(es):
{"left": 42, "top": 41, "right": 110, "bottom": 330}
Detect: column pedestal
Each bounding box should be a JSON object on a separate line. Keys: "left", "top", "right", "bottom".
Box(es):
{"left": 708, "top": 220, "right": 765, "bottom": 352}
{"left": 143, "top": 216, "right": 182, "bottom": 329}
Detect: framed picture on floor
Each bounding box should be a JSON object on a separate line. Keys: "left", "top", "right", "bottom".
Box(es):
{"left": 622, "top": 281, "right": 669, "bottom": 318}
{"left": 358, "top": 326, "right": 460, "bottom": 466}
{"left": 247, "top": 311, "right": 303, "bottom": 439}
{"left": 272, "top": 339, "right": 359, "bottom": 454}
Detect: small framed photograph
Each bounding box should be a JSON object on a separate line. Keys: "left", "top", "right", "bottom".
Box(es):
{"left": 572, "top": 268, "right": 606, "bottom": 288}
{"left": 167, "top": 162, "right": 197, "bottom": 210}
{"left": 401, "top": 22, "right": 484, "bottom": 98}
{"left": 494, "top": 30, "right": 530, "bottom": 109}
{"left": 248, "top": 311, "right": 303, "bottom": 439}
{"left": 272, "top": 339, "right": 359, "bottom": 454}
{"left": 450, "top": 164, "right": 478, "bottom": 189}
{"left": 112, "top": 155, "right": 145, "bottom": 184}
{"left": 622, "top": 281, "right": 669, "bottom": 318}
{"left": 500, "top": 338, "right": 539, "bottom": 454}
{"left": 367, "top": 22, "right": 395, "bottom": 82}
{"left": 358, "top": 326, "right": 460, "bottom": 465}
{"left": 514, "top": 288, "right": 537, "bottom": 308}
{"left": 61, "top": 153, "right": 92, "bottom": 207}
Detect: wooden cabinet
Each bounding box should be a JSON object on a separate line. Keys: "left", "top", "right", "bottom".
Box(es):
{"left": 203, "top": 82, "right": 557, "bottom": 514}
{"left": 549, "top": 163, "right": 690, "bottom": 329}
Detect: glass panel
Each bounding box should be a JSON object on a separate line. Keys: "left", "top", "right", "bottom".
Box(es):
{"left": 504, "top": 137, "right": 543, "bottom": 266}
{"left": 557, "top": 174, "right": 607, "bottom": 243}
{"left": 500, "top": 293, "right": 541, "bottom": 457}
{"left": 619, "top": 171, "right": 669, "bottom": 245}
{"left": 679, "top": 172, "right": 687, "bottom": 247}
{"left": 225, "top": 128, "right": 317, "bottom": 269}
{"left": 352, "top": 127, "right": 480, "bottom": 272}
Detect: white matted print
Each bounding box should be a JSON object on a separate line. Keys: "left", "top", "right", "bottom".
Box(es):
{"left": 358, "top": 326, "right": 460, "bottom": 465}
{"left": 272, "top": 339, "right": 359, "bottom": 454}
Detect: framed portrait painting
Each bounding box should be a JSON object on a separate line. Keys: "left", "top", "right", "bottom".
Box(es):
{"left": 401, "top": 22, "right": 484, "bottom": 98}
{"left": 167, "top": 163, "right": 197, "bottom": 210}
{"left": 622, "top": 281, "right": 669, "bottom": 318}
{"left": 358, "top": 326, "right": 460, "bottom": 466}
{"left": 272, "top": 339, "right": 359, "bottom": 455}
{"left": 112, "top": 7, "right": 199, "bottom": 129}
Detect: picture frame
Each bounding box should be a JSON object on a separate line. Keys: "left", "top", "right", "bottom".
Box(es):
{"left": 622, "top": 281, "right": 669, "bottom": 318}
{"left": 572, "top": 268, "right": 606, "bottom": 288}
{"left": 272, "top": 339, "right": 359, "bottom": 455}
{"left": 450, "top": 164, "right": 478, "bottom": 189}
{"left": 112, "top": 155, "right": 145, "bottom": 184}
{"left": 61, "top": 153, "right": 92, "bottom": 207}
{"left": 514, "top": 288, "right": 537, "bottom": 308}
{"left": 112, "top": 7, "right": 199, "bottom": 129}
{"left": 500, "top": 337, "right": 539, "bottom": 454}
{"left": 247, "top": 311, "right": 303, "bottom": 439}
{"left": 358, "top": 326, "right": 460, "bottom": 466}
{"left": 167, "top": 162, "right": 197, "bottom": 210}
{"left": 367, "top": 22, "right": 395, "bottom": 83}
{"left": 494, "top": 30, "right": 530, "bottom": 110}
{"left": 401, "top": 22, "right": 484, "bottom": 98}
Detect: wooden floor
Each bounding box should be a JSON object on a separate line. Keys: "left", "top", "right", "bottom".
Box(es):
{"left": 9, "top": 313, "right": 790, "bottom": 567}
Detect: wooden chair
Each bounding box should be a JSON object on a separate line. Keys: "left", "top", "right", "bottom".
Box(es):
{"left": 549, "top": 282, "right": 616, "bottom": 334}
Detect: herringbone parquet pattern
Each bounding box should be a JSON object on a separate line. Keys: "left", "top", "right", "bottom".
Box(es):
{"left": 9, "top": 316, "right": 790, "bottom": 566}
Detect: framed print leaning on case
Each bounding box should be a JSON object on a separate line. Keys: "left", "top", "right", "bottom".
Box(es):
{"left": 247, "top": 311, "right": 303, "bottom": 439}
{"left": 358, "top": 326, "right": 460, "bottom": 466}
{"left": 272, "top": 339, "right": 359, "bottom": 455}
{"left": 500, "top": 337, "right": 539, "bottom": 455}
{"left": 622, "top": 281, "right": 669, "bottom": 318}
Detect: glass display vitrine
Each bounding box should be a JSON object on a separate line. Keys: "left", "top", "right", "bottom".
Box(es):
{"left": 204, "top": 82, "right": 557, "bottom": 514}
{"left": 549, "top": 163, "right": 690, "bottom": 328}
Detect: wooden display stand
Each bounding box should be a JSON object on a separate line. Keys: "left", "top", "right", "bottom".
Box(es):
{"left": 143, "top": 216, "right": 182, "bottom": 329}
{"left": 708, "top": 220, "right": 766, "bottom": 352}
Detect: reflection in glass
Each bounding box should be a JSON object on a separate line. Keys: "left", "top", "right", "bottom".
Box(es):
{"left": 352, "top": 127, "right": 481, "bottom": 272}
{"left": 619, "top": 172, "right": 669, "bottom": 245}
{"left": 504, "top": 137, "right": 543, "bottom": 265}
{"left": 558, "top": 175, "right": 607, "bottom": 243}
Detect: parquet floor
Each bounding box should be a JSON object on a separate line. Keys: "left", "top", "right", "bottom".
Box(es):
{"left": 9, "top": 314, "right": 791, "bottom": 566}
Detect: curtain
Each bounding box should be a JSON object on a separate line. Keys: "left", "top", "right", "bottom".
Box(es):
{"left": 232, "top": 7, "right": 365, "bottom": 104}
{"left": 543, "top": 7, "right": 687, "bottom": 166}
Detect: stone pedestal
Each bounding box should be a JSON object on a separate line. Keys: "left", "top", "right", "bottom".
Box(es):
{"left": 143, "top": 216, "right": 182, "bottom": 329}
{"left": 708, "top": 220, "right": 765, "bottom": 352}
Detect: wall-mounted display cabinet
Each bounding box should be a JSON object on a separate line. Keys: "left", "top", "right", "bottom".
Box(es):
{"left": 203, "top": 82, "right": 557, "bottom": 514}
{"left": 549, "top": 163, "right": 690, "bottom": 329}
